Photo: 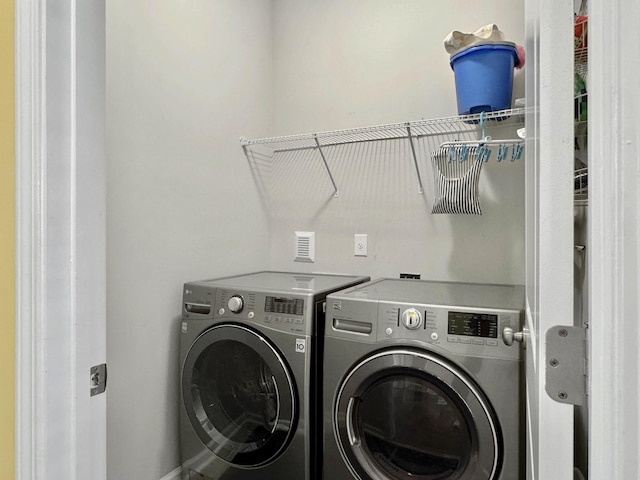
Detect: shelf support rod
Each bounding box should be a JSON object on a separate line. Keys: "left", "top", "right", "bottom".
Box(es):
{"left": 314, "top": 135, "right": 339, "bottom": 197}
{"left": 406, "top": 124, "right": 424, "bottom": 194}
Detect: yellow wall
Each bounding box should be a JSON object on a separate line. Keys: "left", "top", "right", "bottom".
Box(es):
{"left": 0, "top": 0, "right": 14, "bottom": 478}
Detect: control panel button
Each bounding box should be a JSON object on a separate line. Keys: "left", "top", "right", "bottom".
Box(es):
{"left": 247, "top": 312, "right": 255, "bottom": 319}
{"left": 401, "top": 308, "right": 423, "bottom": 330}
{"left": 430, "top": 332, "right": 439, "bottom": 341}
{"left": 486, "top": 340, "right": 499, "bottom": 346}
{"left": 460, "top": 338, "right": 471, "bottom": 344}
{"left": 447, "top": 336, "right": 459, "bottom": 343}
{"left": 385, "top": 327, "right": 393, "bottom": 336}
{"left": 218, "top": 308, "right": 225, "bottom": 315}
{"left": 472, "top": 339, "right": 485, "bottom": 345}
{"left": 227, "top": 295, "right": 244, "bottom": 313}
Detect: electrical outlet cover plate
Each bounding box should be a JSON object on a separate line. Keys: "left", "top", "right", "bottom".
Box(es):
{"left": 354, "top": 234, "right": 367, "bottom": 256}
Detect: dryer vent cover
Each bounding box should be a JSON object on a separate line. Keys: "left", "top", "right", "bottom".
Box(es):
{"left": 294, "top": 231, "right": 315, "bottom": 263}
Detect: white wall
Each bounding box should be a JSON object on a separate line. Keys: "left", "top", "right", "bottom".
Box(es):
{"left": 269, "top": 0, "right": 526, "bottom": 283}
{"left": 106, "top": 2, "right": 273, "bottom": 479}
{"left": 106, "top": 1, "right": 525, "bottom": 478}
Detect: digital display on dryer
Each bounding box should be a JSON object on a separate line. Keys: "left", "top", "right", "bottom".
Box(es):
{"left": 265, "top": 296, "right": 304, "bottom": 315}
{"left": 447, "top": 311, "right": 498, "bottom": 338}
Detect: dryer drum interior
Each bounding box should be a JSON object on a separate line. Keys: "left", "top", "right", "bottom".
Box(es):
{"left": 334, "top": 349, "right": 502, "bottom": 480}
{"left": 182, "top": 324, "right": 298, "bottom": 468}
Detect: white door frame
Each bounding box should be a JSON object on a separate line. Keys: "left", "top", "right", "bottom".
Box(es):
{"left": 524, "top": 0, "right": 640, "bottom": 478}
{"left": 15, "top": 1, "right": 106, "bottom": 479}
{"left": 589, "top": 0, "right": 640, "bottom": 478}
{"left": 524, "top": 0, "right": 575, "bottom": 477}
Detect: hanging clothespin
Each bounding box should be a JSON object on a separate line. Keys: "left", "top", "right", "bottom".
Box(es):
{"left": 447, "top": 146, "right": 457, "bottom": 163}
{"left": 497, "top": 144, "right": 509, "bottom": 162}
{"left": 477, "top": 144, "right": 491, "bottom": 163}
{"left": 459, "top": 145, "right": 470, "bottom": 162}
{"left": 511, "top": 143, "right": 524, "bottom": 162}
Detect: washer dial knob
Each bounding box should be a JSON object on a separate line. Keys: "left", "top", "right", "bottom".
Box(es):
{"left": 227, "top": 295, "right": 244, "bottom": 313}
{"left": 401, "top": 308, "right": 422, "bottom": 330}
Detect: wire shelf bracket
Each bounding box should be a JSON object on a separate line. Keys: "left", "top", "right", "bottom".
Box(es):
{"left": 313, "top": 134, "right": 339, "bottom": 197}
{"left": 406, "top": 124, "right": 424, "bottom": 194}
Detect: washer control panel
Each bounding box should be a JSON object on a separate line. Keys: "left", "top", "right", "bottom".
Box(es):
{"left": 182, "top": 283, "right": 312, "bottom": 335}
{"left": 217, "top": 289, "right": 310, "bottom": 335}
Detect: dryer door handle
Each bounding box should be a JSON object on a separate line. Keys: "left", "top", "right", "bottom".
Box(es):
{"left": 346, "top": 397, "right": 360, "bottom": 446}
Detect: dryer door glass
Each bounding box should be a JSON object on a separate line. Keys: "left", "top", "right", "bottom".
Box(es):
{"left": 357, "top": 375, "right": 472, "bottom": 477}
{"left": 335, "top": 349, "right": 499, "bottom": 480}
{"left": 182, "top": 324, "right": 296, "bottom": 467}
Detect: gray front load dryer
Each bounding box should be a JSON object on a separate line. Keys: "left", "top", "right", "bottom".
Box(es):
{"left": 323, "top": 278, "right": 525, "bottom": 480}
{"left": 179, "top": 271, "right": 369, "bottom": 480}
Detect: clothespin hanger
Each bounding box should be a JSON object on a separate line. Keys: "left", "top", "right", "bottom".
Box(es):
{"left": 437, "top": 110, "right": 524, "bottom": 163}
{"left": 479, "top": 111, "right": 491, "bottom": 143}
{"left": 474, "top": 113, "right": 492, "bottom": 162}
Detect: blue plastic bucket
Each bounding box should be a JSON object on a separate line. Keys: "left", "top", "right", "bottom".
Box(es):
{"left": 450, "top": 43, "right": 519, "bottom": 115}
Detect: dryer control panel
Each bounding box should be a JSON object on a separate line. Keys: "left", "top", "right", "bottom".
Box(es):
{"left": 327, "top": 299, "right": 522, "bottom": 361}
{"left": 447, "top": 311, "right": 498, "bottom": 338}
{"left": 380, "top": 303, "right": 521, "bottom": 361}
{"left": 327, "top": 279, "right": 524, "bottom": 361}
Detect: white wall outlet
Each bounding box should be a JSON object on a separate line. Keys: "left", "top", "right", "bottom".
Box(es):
{"left": 295, "top": 231, "right": 315, "bottom": 262}
{"left": 354, "top": 234, "right": 368, "bottom": 256}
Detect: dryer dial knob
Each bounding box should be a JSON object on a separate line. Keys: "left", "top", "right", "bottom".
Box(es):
{"left": 401, "top": 308, "right": 422, "bottom": 330}
{"left": 227, "top": 295, "right": 244, "bottom": 313}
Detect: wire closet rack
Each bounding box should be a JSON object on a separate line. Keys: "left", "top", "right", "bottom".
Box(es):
{"left": 240, "top": 107, "right": 525, "bottom": 198}
{"left": 574, "top": 9, "right": 588, "bottom": 202}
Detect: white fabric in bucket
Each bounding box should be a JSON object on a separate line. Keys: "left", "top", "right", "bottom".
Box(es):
{"left": 443, "top": 24, "right": 506, "bottom": 56}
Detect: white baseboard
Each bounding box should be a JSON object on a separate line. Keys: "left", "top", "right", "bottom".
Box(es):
{"left": 159, "top": 465, "right": 183, "bottom": 480}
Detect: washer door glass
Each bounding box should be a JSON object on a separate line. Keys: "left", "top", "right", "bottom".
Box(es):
{"left": 335, "top": 349, "right": 500, "bottom": 480}
{"left": 182, "top": 324, "right": 297, "bottom": 467}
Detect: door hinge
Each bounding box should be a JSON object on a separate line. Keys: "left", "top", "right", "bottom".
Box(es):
{"left": 90, "top": 363, "right": 107, "bottom": 396}
{"left": 545, "top": 326, "right": 587, "bottom": 406}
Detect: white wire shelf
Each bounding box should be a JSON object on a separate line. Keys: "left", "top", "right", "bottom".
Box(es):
{"left": 240, "top": 107, "right": 525, "bottom": 198}
{"left": 574, "top": 15, "right": 588, "bottom": 77}
{"left": 240, "top": 107, "right": 525, "bottom": 152}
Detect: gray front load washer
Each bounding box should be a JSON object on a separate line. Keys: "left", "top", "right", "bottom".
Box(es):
{"left": 323, "top": 278, "right": 525, "bottom": 480}
{"left": 179, "top": 271, "right": 369, "bottom": 480}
